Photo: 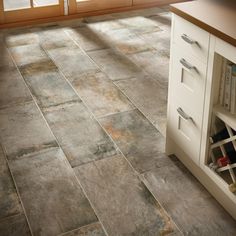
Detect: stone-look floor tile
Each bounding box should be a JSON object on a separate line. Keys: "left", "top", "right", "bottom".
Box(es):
{"left": 142, "top": 162, "right": 236, "bottom": 235}
{"left": 115, "top": 76, "right": 167, "bottom": 136}
{"left": 118, "top": 16, "right": 162, "bottom": 34}
{"left": 0, "top": 101, "right": 57, "bottom": 159}
{"left": 75, "top": 155, "right": 179, "bottom": 236}
{"left": 20, "top": 60, "right": 80, "bottom": 108}
{"left": 0, "top": 46, "right": 15, "bottom": 68}
{"left": 66, "top": 26, "right": 108, "bottom": 52}
{"left": 38, "top": 28, "right": 77, "bottom": 50}
{"left": 99, "top": 109, "right": 166, "bottom": 173}
{"left": 60, "top": 222, "right": 106, "bottom": 236}
{"left": 0, "top": 66, "right": 32, "bottom": 109}
{"left": 44, "top": 102, "right": 118, "bottom": 167}
{"left": 71, "top": 71, "right": 134, "bottom": 117}
{"left": 8, "top": 148, "right": 98, "bottom": 236}
{"left": 0, "top": 214, "right": 31, "bottom": 236}
{"left": 9, "top": 44, "right": 47, "bottom": 67}
{"left": 4, "top": 31, "right": 39, "bottom": 47}
{"left": 47, "top": 47, "right": 99, "bottom": 80}
{"left": 0, "top": 147, "right": 22, "bottom": 220}
{"left": 128, "top": 50, "right": 169, "bottom": 85}
{"left": 148, "top": 12, "right": 172, "bottom": 31}
{"left": 102, "top": 28, "right": 152, "bottom": 55}
{"left": 139, "top": 29, "right": 170, "bottom": 57}
{"left": 88, "top": 49, "right": 144, "bottom": 81}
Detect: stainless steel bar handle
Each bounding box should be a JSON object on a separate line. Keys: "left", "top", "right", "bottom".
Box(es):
{"left": 177, "top": 107, "right": 193, "bottom": 122}
{"left": 181, "top": 34, "right": 198, "bottom": 45}
{"left": 180, "top": 58, "right": 197, "bottom": 72}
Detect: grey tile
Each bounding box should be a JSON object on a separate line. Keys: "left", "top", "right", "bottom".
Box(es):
{"left": 148, "top": 12, "right": 172, "bottom": 31}
{"left": 20, "top": 60, "right": 80, "bottom": 108}
{"left": 0, "top": 101, "right": 57, "bottom": 159}
{"left": 102, "top": 28, "right": 152, "bottom": 55}
{"left": 99, "top": 109, "right": 166, "bottom": 173}
{"left": 8, "top": 148, "right": 98, "bottom": 236}
{"left": 66, "top": 26, "right": 108, "bottom": 52}
{"left": 128, "top": 50, "right": 170, "bottom": 85}
{"left": 139, "top": 29, "right": 170, "bottom": 57}
{"left": 88, "top": 49, "right": 144, "bottom": 81}
{"left": 0, "top": 214, "right": 31, "bottom": 236}
{"left": 71, "top": 71, "right": 134, "bottom": 117}
{"left": 5, "top": 31, "right": 39, "bottom": 47}
{"left": 0, "top": 46, "right": 15, "bottom": 68}
{"left": 47, "top": 47, "right": 99, "bottom": 80}
{"left": 9, "top": 44, "right": 47, "bottom": 67}
{"left": 0, "top": 146, "right": 22, "bottom": 220}
{"left": 115, "top": 76, "right": 167, "bottom": 136}
{"left": 44, "top": 102, "right": 118, "bottom": 167}
{"left": 74, "top": 155, "right": 179, "bottom": 236}
{"left": 0, "top": 66, "right": 32, "bottom": 108}
{"left": 61, "top": 222, "right": 106, "bottom": 236}
{"left": 142, "top": 162, "right": 236, "bottom": 235}
{"left": 118, "top": 16, "right": 162, "bottom": 34}
{"left": 39, "top": 28, "right": 77, "bottom": 50}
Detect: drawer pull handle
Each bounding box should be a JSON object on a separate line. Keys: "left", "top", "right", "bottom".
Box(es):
{"left": 181, "top": 34, "right": 198, "bottom": 45}
{"left": 180, "top": 58, "right": 197, "bottom": 72}
{"left": 177, "top": 107, "right": 193, "bottom": 122}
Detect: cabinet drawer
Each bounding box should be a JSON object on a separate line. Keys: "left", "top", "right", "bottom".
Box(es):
{"left": 168, "top": 100, "right": 202, "bottom": 164}
{"left": 170, "top": 46, "right": 207, "bottom": 116}
{"left": 173, "top": 15, "right": 210, "bottom": 62}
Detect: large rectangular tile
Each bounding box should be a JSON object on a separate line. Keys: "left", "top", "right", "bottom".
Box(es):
{"left": 74, "top": 155, "right": 179, "bottom": 236}
{"left": 66, "top": 26, "right": 108, "bottom": 52}
{"left": 101, "top": 28, "right": 152, "bottom": 55}
{"left": 5, "top": 31, "right": 39, "bottom": 47}
{"left": 0, "top": 146, "right": 22, "bottom": 220}
{"left": 20, "top": 59, "right": 80, "bottom": 108}
{"left": 0, "top": 66, "right": 32, "bottom": 109}
{"left": 0, "top": 102, "right": 57, "bottom": 159}
{"left": 128, "top": 50, "right": 169, "bottom": 85}
{"left": 0, "top": 214, "right": 31, "bottom": 236}
{"left": 61, "top": 222, "right": 106, "bottom": 236}
{"left": 8, "top": 148, "right": 98, "bottom": 236}
{"left": 115, "top": 76, "right": 167, "bottom": 136}
{"left": 118, "top": 16, "right": 162, "bottom": 34}
{"left": 71, "top": 71, "right": 134, "bottom": 117}
{"left": 88, "top": 49, "right": 144, "bottom": 81}
{"left": 142, "top": 162, "right": 236, "bottom": 235}
{"left": 44, "top": 102, "right": 118, "bottom": 167}
{"left": 9, "top": 44, "right": 47, "bottom": 67}
{"left": 0, "top": 46, "right": 15, "bottom": 68}
{"left": 47, "top": 47, "right": 99, "bottom": 80}
{"left": 99, "top": 109, "right": 166, "bottom": 173}
{"left": 38, "top": 27, "right": 76, "bottom": 50}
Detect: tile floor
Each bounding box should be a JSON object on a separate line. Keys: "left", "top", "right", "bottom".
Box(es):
{"left": 0, "top": 6, "right": 236, "bottom": 236}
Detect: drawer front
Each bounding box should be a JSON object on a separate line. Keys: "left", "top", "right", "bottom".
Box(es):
{"left": 168, "top": 100, "right": 202, "bottom": 164}
{"left": 170, "top": 46, "right": 207, "bottom": 116}
{"left": 173, "top": 15, "right": 210, "bottom": 62}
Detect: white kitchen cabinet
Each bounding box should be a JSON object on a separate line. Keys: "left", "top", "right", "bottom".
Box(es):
{"left": 166, "top": 13, "right": 236, "bottom": 219}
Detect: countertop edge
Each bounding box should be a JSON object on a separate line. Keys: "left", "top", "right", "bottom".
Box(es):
{"left": 170, "top": 5, "right": 236, "bottom": 47}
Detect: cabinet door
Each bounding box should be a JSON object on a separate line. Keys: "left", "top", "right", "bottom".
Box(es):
{"left": 133, "top": 0, "right": 163, "bottom": 5}
{"left": 71, "top": 0, "right": 132, "bottom": 14}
